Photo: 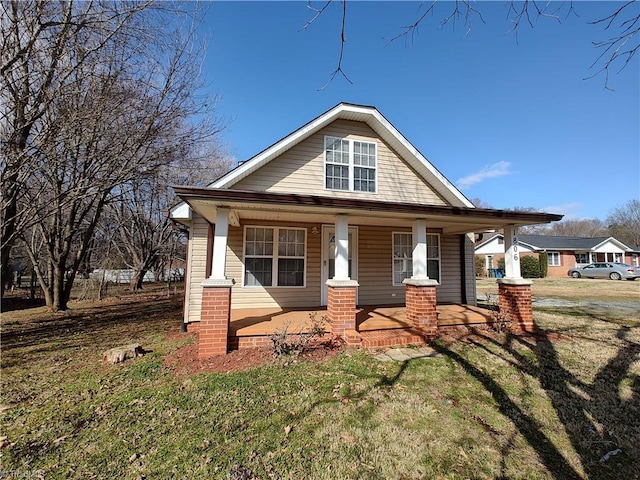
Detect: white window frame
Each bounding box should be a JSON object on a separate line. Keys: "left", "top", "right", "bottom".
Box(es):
{"left": 392, "top": 232, "right": 413, "bottom": 286}
{"left": 242, "top": 226, "right": 307, "bottom": 288}
{"left": 324, "top": 135, "right": 378, "bottom": 193}
{"left": 392, "top": 232, "right": 441, "bottom": 286}
{"left": 548, "top": 251, "right": 561, "bottom": 266}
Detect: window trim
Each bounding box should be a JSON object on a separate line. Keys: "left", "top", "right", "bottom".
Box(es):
{"left": 392, "top": 232, "right": 413, "bottom": 286}
{"left": 547, "top": 251, "right": 561, "bottom": 267}
{"left": 242, "top": 225, "right": 307, "bottom": 288}
{"left": 324, "top": 135, "right": 378, "bottom": 194}
{"left": 391, "top": 231, "right": 441, "bottom": 286}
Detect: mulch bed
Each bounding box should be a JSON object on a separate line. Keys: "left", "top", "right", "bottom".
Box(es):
{"left": 162, "top": 333, "right": 344, "bottom": 376}
{"left": 163, "top": 325, "right": 572, "bottom": 376}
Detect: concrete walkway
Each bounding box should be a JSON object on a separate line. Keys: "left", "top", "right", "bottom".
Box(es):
{"left": 373, "top": 346, "right": 442, "bottom": 362}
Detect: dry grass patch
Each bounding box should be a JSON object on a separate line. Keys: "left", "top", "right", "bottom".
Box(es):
{"left": 477, "top": 276, "right": 640, "bottom": 302}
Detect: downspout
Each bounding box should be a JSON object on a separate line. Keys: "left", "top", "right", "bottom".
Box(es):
{"left": 180, "top": 230, "right": 190, "bottom": 333}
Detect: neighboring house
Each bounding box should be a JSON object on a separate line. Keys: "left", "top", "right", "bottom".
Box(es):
{"left": 170, "top": 103, "right": 562, "bottom": 357}
{"left": 90, "top": 269, "right": 155, "bottom": 284}
{"left": 475, "top": 234, "right": 635, "bottom": 277}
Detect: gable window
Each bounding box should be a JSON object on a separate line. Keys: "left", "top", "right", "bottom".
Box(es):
{"left": 325, "top": 136, "right": 377, "bottom": 193}
{"left": 392, "top": 232, "right": 440, "bottom": 286}
{"left": 244, "top": 227, "right": 306, "bottom": 287}
{"left": 548, "top": 252, "right": 561, "bottom": 266}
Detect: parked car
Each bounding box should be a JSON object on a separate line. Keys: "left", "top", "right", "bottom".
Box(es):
{"left": 568, "top": 262, "right": 640, "bottom": 281}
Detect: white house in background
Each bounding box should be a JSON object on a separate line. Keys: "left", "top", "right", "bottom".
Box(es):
{"left": 475, "top": 234, "right": 636, "bottom": 277}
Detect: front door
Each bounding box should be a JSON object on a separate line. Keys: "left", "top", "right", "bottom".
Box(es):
{"left": 321, "top": 225, "right": 358, "bottom": 305}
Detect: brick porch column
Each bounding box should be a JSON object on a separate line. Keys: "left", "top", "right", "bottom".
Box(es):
{"left": 497, "top": 278, "right": 534, "bottom": 331}
{"left": 326, "top": 279, "right": 359, "bottom": 339}
{"left": 199, "top": 279, "right": 234, "bottom": 358}
{"left": 403, "top": 278, "right": 439, "bottom": 338}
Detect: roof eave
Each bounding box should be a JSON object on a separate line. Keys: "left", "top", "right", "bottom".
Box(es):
{"left": 173, "top": 186, "right": 562, "bottom": 231}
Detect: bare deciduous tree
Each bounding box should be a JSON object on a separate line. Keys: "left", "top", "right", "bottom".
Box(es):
{"left": 106, "top": 149, "right": 232, "bottom": 291}
{"left": 304, "top": 0, "right": 638, "bottom": 89}
{"left": 607, "top": 199, "right": 640, "bottom": 247}
{"left": 1, "top": 1, "right": 222, "bottom": 310}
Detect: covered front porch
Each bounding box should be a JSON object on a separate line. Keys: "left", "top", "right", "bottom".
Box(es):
{"left": 227, "top": 303, "right": 495, "bottom": 350}
{"left": 174, "top": 187, "right": 562, "bottom": 357}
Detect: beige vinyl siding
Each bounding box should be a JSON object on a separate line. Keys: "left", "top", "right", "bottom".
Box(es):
{"left": 357, "top": 225, "right": 406, "bottom": 305}
{"left": 185, "top": 214, "right": 210, "bottom": 323}
{"left": 233, "top": 119, "right": 447, "bottom": 206}
{"left": 464, "top": 233, "right": 477, "bottom": 305}
{"left": 186, "top": 218, "right": 471, "bottom": 317}
{"left": 437, "top": 234, "right": 464, "bottom": 304}
{"left": 227, "top": 221, "right": 323, "bottom": 309}
{"left": 357, "top": 227, "right": 464, "bottom": 305}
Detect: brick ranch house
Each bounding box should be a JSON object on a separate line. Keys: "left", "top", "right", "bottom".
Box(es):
{"left": 475, "top": 234, "right": 638, "bottom": 277}
{"left": 170, "top": 103, "right": 562, "bottom": 358}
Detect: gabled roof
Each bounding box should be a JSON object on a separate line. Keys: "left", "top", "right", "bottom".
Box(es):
{"left": 475, "top": 234, "right": 633, "bottom": 252}
{"left": 210, "top": 102, "right": 474, "bottom": 208}
{"left": 518, "top": 235, "right": 614, "bottom": 250}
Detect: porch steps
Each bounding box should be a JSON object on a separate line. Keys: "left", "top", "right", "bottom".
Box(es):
{"left": 356, "top": 328, "right": 428, "bottom": 349}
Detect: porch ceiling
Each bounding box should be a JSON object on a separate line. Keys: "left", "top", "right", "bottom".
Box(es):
{"left": 174, "top": 186, "right": 563, "bottom": 234}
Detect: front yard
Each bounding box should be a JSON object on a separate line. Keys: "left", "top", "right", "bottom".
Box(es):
{"left": 1, "top": 281, "right": 638, "bottom": 479}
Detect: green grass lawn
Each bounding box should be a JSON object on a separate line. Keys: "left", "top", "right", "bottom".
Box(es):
{"left": 1, "top": 284, "right": 639, "bottom": 479}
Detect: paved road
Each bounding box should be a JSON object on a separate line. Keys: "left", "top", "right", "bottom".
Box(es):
{"left": 478, "top": 295, "right": 640, "bottom": 316}
{"left": 531, "top": 297, "right": 640, "bottom": 316}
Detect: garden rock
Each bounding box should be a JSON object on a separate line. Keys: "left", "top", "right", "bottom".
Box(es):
{"left": 102, "top": 344, "right": 145, "bottom": 364}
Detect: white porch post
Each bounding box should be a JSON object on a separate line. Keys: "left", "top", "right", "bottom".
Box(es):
{"left": 503, "top": 225, "right": 522, "bottom": 279}
{"left": 334, "top": 214, "right": 350, "bottom": 280}
{"left": 210, "top": 207, "right": 230, "bottom": 280}
{"left": 498, "top": 225, "right": 533, "bottom": 331}
{"left": 412, "top": 219, "right": 428, "bottom": 279}
{"left": 327, "top": 214, "right": 358, "bottom": 343}
{"left": 200, "top": 206, "right": 234, "bottom": 358}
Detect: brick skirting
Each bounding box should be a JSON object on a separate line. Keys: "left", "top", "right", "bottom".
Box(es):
{"left": 327, "top": 284, "right": 357, "bottom": 339}
{"left": 199, "top": 286, "right": 232, "bottom": 357}
{"left": 498, "top": 281, "right": 534, "bottom": 331}
{"left": 404, "top": 283, "right": 438, "bottom": 338}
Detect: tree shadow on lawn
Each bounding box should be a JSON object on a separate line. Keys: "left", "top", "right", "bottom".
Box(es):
{"left": 447, "top": 320, "right": 639, "bottom": 480}
{"left": 287, "top": 317, "right": 638, "bottom": 480}
{"left": 1, "top": 294, "right": 183, "bottom": 367}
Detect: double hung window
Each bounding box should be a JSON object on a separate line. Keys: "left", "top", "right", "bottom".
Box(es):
{"left": 244, "top": 227, "right": 306, "bottom": 287}
{"left": 325, "top": 136, "right": 377, "bottom": 192}
{"left": 392, "top": 233, "right": 441, "bottom": 285}
{"left": 547, "top": 252, "right": 561, "bottom": 266}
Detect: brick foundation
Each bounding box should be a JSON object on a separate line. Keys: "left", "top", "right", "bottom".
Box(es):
{"left": 404, "top": 281, "right": 438, "bottom": 338}
{"left": 327, "top": 284, "right": 357, "bottom": 339}
{"left": 498, "top": 280, "right": 534, "bottom": 331}
{"left": 186, "top": 322, "right": 201, "bottom": 332}
{"left": 199, "top": 285, "right": 231, "bottom": 358}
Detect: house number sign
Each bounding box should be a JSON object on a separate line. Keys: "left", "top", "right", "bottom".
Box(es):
{"left": 512, "top": 234, "right": 518, "bottom": 261}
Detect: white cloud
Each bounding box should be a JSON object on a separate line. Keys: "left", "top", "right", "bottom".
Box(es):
{"left": 456, "top": 161, "right": 512, "bottom": 190}
{"left": 541, "top": 202, "right": 582, "bottom": 219}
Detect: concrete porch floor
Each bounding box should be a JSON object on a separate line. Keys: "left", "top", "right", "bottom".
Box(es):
{"left": 229, "top": 304, "right": 494, "bottom": 337}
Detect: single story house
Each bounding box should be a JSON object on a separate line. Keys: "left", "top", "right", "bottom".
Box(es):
{"left": 475, "top": 234, "right": 638, "bottom": 277}
{"left": 170, "top": 103, "right": 562, "bottom": 357}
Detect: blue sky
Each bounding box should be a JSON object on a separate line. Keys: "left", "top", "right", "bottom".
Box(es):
{"left": 196, "top": 1, "right": 639, "bottom": 221}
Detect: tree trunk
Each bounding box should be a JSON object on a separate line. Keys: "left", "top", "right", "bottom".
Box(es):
{"left": 50, "top": 264, "right": 69, "bottom": 311}
{"left": 0, "top": 187, "right": 17, "bottom": 298}
{"left": 129, "top": 269, "right": 146, "bottom": 291}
